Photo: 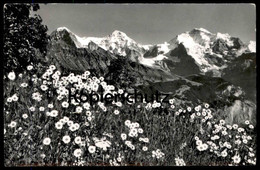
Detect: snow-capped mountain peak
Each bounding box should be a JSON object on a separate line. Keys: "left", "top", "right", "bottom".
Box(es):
{"left": 167, "top": 29, "right": 216, "bottom": 72}
{"left": 54, "top": 27, "right": 145, "bottom": 57}
{"left": 57, "top": 26, "right": 71, "bottom": 32}
{"left": 110, "top": 30, "right": 129, "bottom": 39}
{"left": 165, "top": 28, "right": 255, "bottom": 73}
{"left": 216, "top": 32, "right": 234, "bottom": 46}
{"left": 52, "top": 27, "right": 255, "bottom": 74}
{"left": 106, "top": 30, "right": 136, "bottom": 47}
{"left": 247, "top": 41, "right": 256, "bottom": 52}
{"left": 179, "top": 33, "right": 214, "bottom": 71}
{"left": 193, "top": 28, "right": 212, "bottom": 34}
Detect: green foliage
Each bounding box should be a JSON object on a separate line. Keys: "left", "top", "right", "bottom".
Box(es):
{"left": 106, "top": 57, "right": 138, "bottom": 88}
{"left": 3, "top": 3, "right": 49, "bottom": 74}
{"left": 62, "top": 31, "right": 75, "bottom": 46}
{"left": 4, "top": 66, "right": 256, "bottom": 166}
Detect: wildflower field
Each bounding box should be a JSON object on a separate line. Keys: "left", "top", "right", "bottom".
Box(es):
{"left": 3, "top": 63, "right": 257, "bottom": 166}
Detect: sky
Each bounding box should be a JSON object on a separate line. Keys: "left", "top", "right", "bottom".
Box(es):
{"left": 35, "top": 4, "right": 256, "bottom": 45}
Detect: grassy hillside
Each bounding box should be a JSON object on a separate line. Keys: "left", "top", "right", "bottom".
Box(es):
{"left": 4, "top": 64, "right": 256, "bottom": 166}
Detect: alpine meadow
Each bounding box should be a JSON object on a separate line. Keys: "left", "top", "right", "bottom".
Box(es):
{"left": 3, "top": 3, "right": 257, "bottom": 166}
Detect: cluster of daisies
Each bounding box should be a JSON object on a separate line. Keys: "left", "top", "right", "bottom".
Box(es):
{"left": 121, "top": 120, "right": 150, "bottom": 153}
{"left": 152, "top": 149, "right": 165, "bottom": 159}
{"left": 192, "top": 109, "right": 256, "bottom": 165}
{"left": 174, "top": 157, "right": 186, "bottom": 166}
{"left": 6, "top": 94, "right": 19, "bottom": 103}
{"left": 41, "top": 65, "right": 125, "bottom": 111}
{"left": 4, "top": 64, "right": 256, "bottom": 166}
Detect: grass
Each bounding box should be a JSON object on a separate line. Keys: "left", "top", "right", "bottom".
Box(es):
{"left": 3, "top": 63, "right": 257, "bottom": 166}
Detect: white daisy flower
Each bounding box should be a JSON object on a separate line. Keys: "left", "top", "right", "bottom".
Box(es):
{"left": 117, "top": 157, "right": 122, "bottom": 162}
{"left": 63, "top": 116, "right": 69, "bottom": 122}
{"left": 8, "top": 72, "right": 16, "bottom": 80}
{"left": 69, "top": 125, "right": 77, "bottom": 132}
{"left": 40, "top": 85, "right": 48, "bottom": 91}
{"left": 39, "top": 107, "right": 45, "bottom": 111}
{"left": 61, "top": 101, "right": 69, "bottom": 108}
{"left": 204, "top": 103, "right": 209, "bottom": 108}
{"left": 50, "top": 110, "right": 58, "bottom": 117}
{"left": 49, "top": 65, "right": 56, "bottom": 70}
{"left": 249, "top": 125, "right": 254, "bottom": 129}
{"left": 7, "top": 97, "right": 12, "bottom": 102}
{"left": 22, "top": 114, "right": 28, "bottom": 119}
{"left": 55, "top": 122, "right": 63, "bottom": 129}
{"left": 142, "top": 146, "right": 148, "bottom": 151}
{"left": 169, "top": 99, "right": 174, "bottom": 104}
{"left": 232, "top": 124, "right": 238, "bottom": 129}
{"left": 27, "top": 65, "right": 33, "bottom": 70}
{"left": 114, "top": 110, "right": 120, "bottom": 115}
{"left": 238, "top": 128, "right": 244, "bottom": 133}
{"left": 48, "top": 103, "right": 54, "bottom": 109}
{"left": 196, "top": 144, "right": 204, "bottom": 151}
{"left": 20, "top": 83, "right": 28, "bottom": 87}
{"left": 130, "top": 145, "right": 135, "bottom": 150}
{"left": 242, "top": 139, "right": 248, "bottom": 144}
{"left": 88, "top": 146, "right": 96, "bottom": 153}
{"left": 43, "top": 137, "right": 51, "bottom": 145}
{"left": 67, "top": 120, "right": 73, "bottom": 126}
{"left": 12, "top": 94, "right": 18, "bottom": 101}
{"left": 221, "top": 149, "right": 228, "bottom": 157}
{"left": 138, "top": 128, "right": 144, "bottom": 134}
{"left": 74, "top": 123, "right": 80, "bottom": 129}
{"left": 143, "top": 138, "right": 149, "bottom": 143}
{"left": 62, "top": 135, "right": 71, "bottom": 144}
{"left": 121, "top": 133, "right": 127, "bottom": 140}
{"left": 29, "top": 106, "right": 35, "bottom": 112}
{"left": 195, "top": 106, "right": 200, "bottom": 112}
{"left": 75, "top": 106, "right": 83, "bottom": 113}
{"left": 196, "top": 112, "right": 201, "bottom": 116}
{"left": 73, "top": 148, "right": 82, "bottom": 158}
{"left": 74, "top": 136, "right": 82, "bottom": 145}
{"left": 245, "top": 120, "right": 250, "bottom": 125}
{"left": 124, "top": 120, "right": 131, "bottom": 127}
{"left": 196, "top": 140, "right": 203, "bottom": 146}
{"left": 118, "top": 89, "right": 124, "bottom": 94}
{"left": 9, "top": 121, "right": 17, "bottom": 128}
{"left": 232, "top": 155, "right": 241, "bottom": 164}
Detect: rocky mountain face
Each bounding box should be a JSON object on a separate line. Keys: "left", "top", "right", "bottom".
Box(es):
{"left": 46, "top": 27, "right": 256, "bottom": 125}
{"left": 222, "top": 52, "right": 256, "bottom": 103}
{"left": 47, "top": 28, "right": 117, "bottom": 75}
{"left": 47, "top": 28, "right": 177, "bottom": 85}
{"left": 144, "top": 28, "right": 254, "bottom": 75}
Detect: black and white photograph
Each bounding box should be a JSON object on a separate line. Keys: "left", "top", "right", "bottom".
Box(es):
{"left": 3, "top": 3, "right": 256, "bottom": 166}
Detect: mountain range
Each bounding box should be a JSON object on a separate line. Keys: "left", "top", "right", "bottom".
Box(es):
{"left": 46, "top": 27, "right": 256, "bottom": 125}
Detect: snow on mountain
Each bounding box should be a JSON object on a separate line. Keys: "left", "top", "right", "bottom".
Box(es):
{"left": 55, "top": 27, "right": 166, "bottom": 68}
{"left": 195, "top": 28, "right": 212, "bottom": 34}
{"left": 57, "top": 27, "right": 71, "bottom": 32}
{"left": 77, "top": 36, "right": 105, "bottom": 48}
{"left": 54, "top": 27, "right": 255, "bottom": 73}
{"left": 248, "top": 41, "right": 256, "bottom": 52}
{"left": 101, "top": 30, "right": 146, "bottom": 56}
{"left": 56, "top": 27, "right": 94, "bottom": 49}
{"left": 216, "top": 32, "right": 234, "bottom": 46}
{"left": 139, "top": 54, "right": 168, "bottom": 68}
{"left": 142, "top": 44, "right": 153, "bottom": 50}
{"left": 157, "top": 42, "right": 171, "bottom": 54}
{"left": 165, "top": 28, "right": 256, "bottom": 73}
{"left": 56, "top": 27, "right": 146, "bottom": 57}
{"left": 168, "top": 28, "right": 221, "bottom": 72}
